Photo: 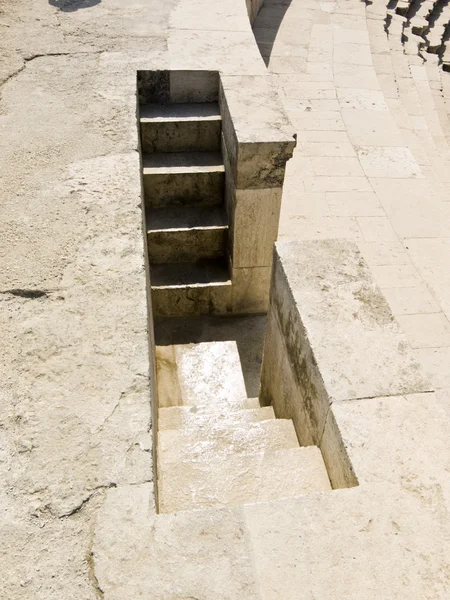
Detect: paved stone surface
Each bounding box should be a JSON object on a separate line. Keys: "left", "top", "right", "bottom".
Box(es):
{"left": 0, "top": 0, "right": 271, "bottom": 596}
{"left": 0, "top": 0, "right": 291, "bottom": 595}
{"left": 253, "top": 0, "right": 450, "bottom": 417}
{"left": 2, "top": 0, "right": 450, "bottom": 596}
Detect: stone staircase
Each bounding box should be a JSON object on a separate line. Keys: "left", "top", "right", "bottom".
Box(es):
{"left": 140, "top": 101, "right": 231, "bottom": 317}
{"left": 367, "top": 0, "right": 450, "bottom": 174}
{"left": 156, "top": 339, "right": 331, "bottom": 514}
{"left": 383, "top": 0, "right": 450, "bottom": 71}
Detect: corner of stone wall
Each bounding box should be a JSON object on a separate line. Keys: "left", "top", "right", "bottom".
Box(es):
{"left": 219, "top": 74, "right": 296, "bottom": 314}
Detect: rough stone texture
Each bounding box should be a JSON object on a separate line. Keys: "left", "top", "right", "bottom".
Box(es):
{"left": 93, "top": 386, "right": 450, "bottom": 597}
{"left": 255, "top": 0, "right": 450, "bottom": 421}
{"left": 158, "top": 341, "right": 248, "bottom": 409}
{"left": 3, "top": 0, "right": 450, "bottom": 596}
{"left": 158, "top": 418, "right": 300, "bottom": 461}
{"left": 158, "top": 447, "right": 331, "bottom": 513}
{"left": 148, "top": 221, "right": 227, "bottom": 264}
{"left": 154, "top": 314, "right": 267, "bottom": 398}
{"left": 219, "top": 73, "right": 295, "bottom": 310}
{"left": 93, "top": 483, "right": 262, "bottom": 600}
{"left": 245, "top": 481, "right": 450, "bottom": 600}
{"left": 260, "top": 240, "right": 430, "bottom": 426}
{"left": 260, "top": 240, "right": 433, "bottom": 487}
{"left": 140, "top": 110, "right": 221, "bottom": 153}
{"left": 275, "top": 240, "right": 431, "bottom": 402}
{"left": 152, "top": 277, "right": 233, "bottom": 317}
{"left": 158, "top": 405, "right": 276, "bottom": 429}
{"left": 231, "top": 187, "right": 282, "bottom": 268}
{"left": 232, "top": 265, "right": 273, "bottom": 313}
{"left": 0, "top": 42, "right": 156, "bottom": 596}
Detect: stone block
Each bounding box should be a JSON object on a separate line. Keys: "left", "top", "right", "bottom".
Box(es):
{"left": 357, "top": 146, "right": 423, "bottom": 178}
{"left": 219, "top": 75, "right": 296, "bottom": 189}
{"left": 148, "top": 223, "right": 227, "bottom": 264}
{"left": 94, "top": 484, "right": 261, "bottom": 600}
{"left": 341, "top": 109, "right": 403, "bottom": 145}
{"left": 144, "top": 170, "right": 224, "bottom": 208}
{"left": 159, "top": 447, "right": 331, "bottom": 513}
{"left": 370, "top": 264, "right": 423, "bottom": 288}
{"left": 260, "top": 310, "right": 319, "bottom": 447}
{"left": 152, "top": 280, "right": 232, "bottom": 318}
{"left": 219, "top": 75, "right": 295, "bottom": 313}
{"left": 235, "top": 141, "right": 296, "bottom": 189}
{"left": 357, "top": 216, "right": 398, "bottom": 241}
{"left": 382, "top": 286, "right": 440, "bottom": 315}
{"left": 356, "top": 240, "right": 411, "bottom": 266}
{"left": 245, "top": 479, "right": 450, "bottom": 600}
{"left": 140, "top": 113, "right": 221, "bottom": 154}
{"left": 260, "top": 240, "right": 431, "bottom": 454}
{"left": 396, "top": 313, "right": 450, "bottom": 349}
{"left": 278, "top": 215, "right": 362, "bottom": 241}
{"left": 158, "top": 419, "right": 299, "bottom": 462}
{"left": 321, "top": 392, "right": 450, "bottom": 488}
{"left": 231, "top": 266, "right": 272, "bottom": 314}
{"left": 158, "top": 405, "right": 275, "bottom": 430}
{"left": 137, "top": 70, "right": 220, "bottom": 105}
{"left": 220, "top": 75, "right": 295, "bottom": 145}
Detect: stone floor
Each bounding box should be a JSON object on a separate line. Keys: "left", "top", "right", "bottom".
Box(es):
{"left": 1, "top": 0, "right": 450, "bottom": 597}
{"left": 253, "top": 0, "right": 450, "bottom": 419}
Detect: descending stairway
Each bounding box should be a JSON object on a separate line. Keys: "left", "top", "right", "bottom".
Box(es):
{"left": 139, "top": 101, "right": 231, "bottom": 317}
{"left": 156, "top": 340, "right": 331, "bottom": 514}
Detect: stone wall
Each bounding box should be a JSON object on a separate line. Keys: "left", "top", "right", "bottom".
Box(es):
{"left": 260, "top": 240, "right": 432, "bottom": 487}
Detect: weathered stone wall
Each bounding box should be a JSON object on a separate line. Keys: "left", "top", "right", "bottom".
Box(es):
{"left": 260, "top": 240, "right": 432, "bottom": 487}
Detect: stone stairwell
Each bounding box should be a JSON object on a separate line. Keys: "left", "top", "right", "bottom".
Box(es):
{"left": 156, "top": 340, "right": 331, "bottom": 514}
{"left": 139, "top": 101, "right": 231, "bottom": 317}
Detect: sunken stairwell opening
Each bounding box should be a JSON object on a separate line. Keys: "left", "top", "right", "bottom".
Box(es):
{"left": 137, "top": 70, "right": 356, "bottom": 514}
{"left": 138, "top": 69, "right": 231, "bottom": 320}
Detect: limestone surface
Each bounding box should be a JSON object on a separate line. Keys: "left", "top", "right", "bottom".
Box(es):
{"left": 2, "top": 0, "right": 450, "bottom": 597}
{"left": 254, "top": 0, "right": 450, "bottom": 420}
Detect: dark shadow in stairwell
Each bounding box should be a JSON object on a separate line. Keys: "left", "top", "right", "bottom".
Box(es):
{"left": 154, "top": 315, "right": 267, "bottom": 398}
{"left": 49, "top": 0, "right": 101, "bottom": 12}
{"left": 252, "top": 0, "right": 293, "bottom": 66}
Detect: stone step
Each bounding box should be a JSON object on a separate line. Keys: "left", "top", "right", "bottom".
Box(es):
{"left": 245, "top": 397, "right": 262, "bottom": 409}
{"left": 425, "top": 5, "right": 450, "bottom": 52}
{"left": 151, "top": 260, "right": 232, "bottom": 317}
{"left": 147, "top": 206, "right": 228, "bottom": 264}
{"left": 158, "top": 419, "right": 299, "bottom": 462}
{"left": 143, "top": 151, "right": 224, "bottom": 208}
{"left": 140, "top": 102, "right": 221, "bottom": 153}
{"left": 158, "top": 446, "right": 332, "bottom": 513}
{"left": 156, "top": 341, "right": 247, "bottom": 408}
{"left": 158, "top": 405, "right": 275, "bottom": 430}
